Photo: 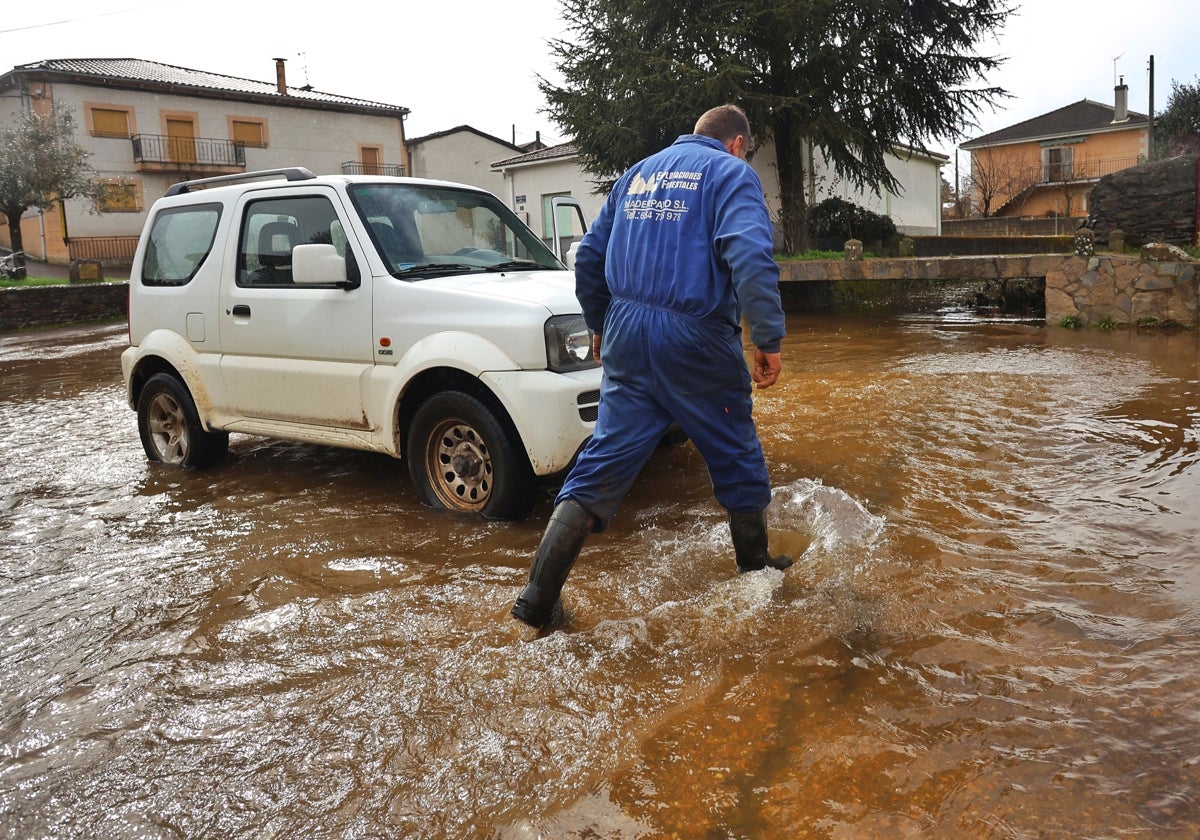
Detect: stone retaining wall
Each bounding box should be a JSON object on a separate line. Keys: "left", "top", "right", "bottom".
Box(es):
{"left": 779, "top": 254, "right": 1075, "bottom": 283}
{"left": 1044, "top": 256, "right": 1198, "bottom": 325}
{"left": 781, "top": 254, "right": 1198, "bottom": 326}
{"left": 0, "top": 282, "right": 128, "bottom": 332}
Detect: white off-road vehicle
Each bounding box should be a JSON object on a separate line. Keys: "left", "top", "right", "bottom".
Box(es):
{"left": 121, "top": 167, "right": 599, "bottom": 519}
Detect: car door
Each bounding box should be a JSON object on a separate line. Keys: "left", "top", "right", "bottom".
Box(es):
{"left": 217, "top": 187, "right": 375, "bottom": 429}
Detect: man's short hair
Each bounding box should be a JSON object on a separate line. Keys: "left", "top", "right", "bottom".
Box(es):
{"left": 694, "top": 105, "right": 751, "bottom": 144}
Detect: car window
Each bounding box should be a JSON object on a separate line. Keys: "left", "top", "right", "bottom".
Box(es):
{"left": 141, "top": 204, "right": 221, "bottom": 286}
{"left": 348, "top": 183, "right": 561, "bottom": 276}
{"left": 237, "top": 195, "right": 345, "bottom": 287}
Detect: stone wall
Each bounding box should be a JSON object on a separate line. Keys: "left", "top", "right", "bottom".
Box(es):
{"left": 1044, "top": 255, "right": 1198, "bottom": 326}
{"left": 943, "top": 217, "right": 1085, "bottom": 237}
{"left": 781, "top": 253, "right": 1198, "bottom": 327}
{"left": 0, "top": 283, "right": 128, "bottom": 332}
{"left": 1084, "top": 154, "right": 1199, "bottom": 246}
{"left": 779, "top": 254, "right": 1075, "bottom": 283}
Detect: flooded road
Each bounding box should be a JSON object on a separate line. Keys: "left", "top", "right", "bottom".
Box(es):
{"left": 1, "top": 312, "right": 1198, "bottom": 838}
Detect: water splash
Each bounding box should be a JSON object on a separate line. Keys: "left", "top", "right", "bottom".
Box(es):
{"left": 770, "top": 478, "right": 886, "bottom": 564}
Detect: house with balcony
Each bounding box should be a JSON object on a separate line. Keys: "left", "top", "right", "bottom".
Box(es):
{"left": 0, "top": 58, "right": 409, "bottom": 265}
{"left": 960, "top": 80, "right": 1149, "bottom": 219}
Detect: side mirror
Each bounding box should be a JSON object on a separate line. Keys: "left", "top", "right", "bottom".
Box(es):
{"left": 293, "top": 243, "right": 354, "bottom": 288}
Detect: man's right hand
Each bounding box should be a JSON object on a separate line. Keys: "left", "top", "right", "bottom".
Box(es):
{"left": 751, "top": 349, "right": 782, "bottom": 389}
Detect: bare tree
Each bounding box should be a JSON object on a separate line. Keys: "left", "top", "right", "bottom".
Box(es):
{"left": 965, "top": 144, "right": 1039, "bottom": 217}
{"left": 0, "top": 107, "right": 98, "bottom": 278}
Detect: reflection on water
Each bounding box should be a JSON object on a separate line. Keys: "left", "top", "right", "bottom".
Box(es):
{"left": 0, "top": 316, "right": 1197, "bottom": 838}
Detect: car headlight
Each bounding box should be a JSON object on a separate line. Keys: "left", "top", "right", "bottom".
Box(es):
{"left": 545, "top": 315, "right": 597, "bottom": 373}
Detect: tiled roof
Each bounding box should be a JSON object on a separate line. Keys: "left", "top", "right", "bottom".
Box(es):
{"left": 492, "top": 142, "right": 579, "bottom": 168}
{"left": 408, "top": 124, "right": 521, "bottom": 151}
{"left": 962, "top": 99, "right": 1147, "bottom": 148}
{"left": 4, "top": 58, "right": 407, "bottom": 115}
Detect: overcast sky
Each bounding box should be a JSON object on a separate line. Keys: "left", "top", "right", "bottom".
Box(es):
{"left": 2, "top": 0, "right": 1197, "bottom": 163}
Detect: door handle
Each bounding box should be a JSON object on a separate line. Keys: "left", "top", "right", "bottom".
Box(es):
{"left": 230, "top": 304, "right": 251, "bottom": 317}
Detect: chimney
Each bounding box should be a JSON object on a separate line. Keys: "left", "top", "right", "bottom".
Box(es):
{"left": 273, "top": 58, "right": 287, "bottom": 95}
{"left": 1113, "top": 75, "right": 1128, "bottom": 122}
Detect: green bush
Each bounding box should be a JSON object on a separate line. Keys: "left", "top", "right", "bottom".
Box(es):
{"left": 808, "top": 197, "right": 897, "bottom": 246}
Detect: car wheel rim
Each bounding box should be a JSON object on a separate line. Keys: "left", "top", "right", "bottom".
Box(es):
{"left": 425, "top": 419, "right": 493, "bottom": 511}
{"left": 147, "top": 392, "right": 189, "bottom": 464}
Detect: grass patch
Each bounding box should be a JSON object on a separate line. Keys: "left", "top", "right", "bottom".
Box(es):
{"left": 0, "top": 275, "right": 69, "bottom": 288}
{"left": 0, "top": 275, "right": 126, "bottom": 289}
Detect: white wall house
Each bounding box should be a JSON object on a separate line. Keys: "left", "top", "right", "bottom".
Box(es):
{"left": 783, "top": 143, "right": 947, "bottom": 237}
{"left": 0, "top": 58, "right": 410, "bottom": 265}
{"left": 407, "top": 125, "right": 523, "bottom": 197}
{"left": 491, "top": 143, "right": 606, "bottom": 254}
{"left": 493, "top": 137, "right": 947, "bottom": 248}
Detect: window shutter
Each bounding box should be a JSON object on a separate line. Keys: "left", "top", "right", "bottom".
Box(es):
{"left": 92, "top": 108, "right": 130, "bottom": 137}
{"left": 232, "top": 120, "right": 265, "bottom": 147}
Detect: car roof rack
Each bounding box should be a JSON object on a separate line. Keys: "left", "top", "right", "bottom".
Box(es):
{"left": 164, "top": 167, "right": 318, "bottom": 197}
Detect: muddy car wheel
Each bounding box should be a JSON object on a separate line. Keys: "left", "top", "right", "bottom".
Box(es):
{"left": 137, "top": 373, "right": 229, "bottom": 468}
{"left": 407, "top": 391, "right": 535, "bottom": 520}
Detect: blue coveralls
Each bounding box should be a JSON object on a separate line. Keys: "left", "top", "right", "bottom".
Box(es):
{"left": 557, "top": 134, "right": 786, "bottom": 530}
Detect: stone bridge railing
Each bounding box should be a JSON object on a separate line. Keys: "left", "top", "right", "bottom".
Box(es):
{"left": 778, "top": 252, "right": 1197, "bottom": 327}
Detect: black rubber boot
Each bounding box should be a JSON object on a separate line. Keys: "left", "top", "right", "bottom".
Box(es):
{"left": 511, "top": 500, "right": 596, "bottom": 629}
{"left": 729, "top": 509, "right": 793, "bottom": 572}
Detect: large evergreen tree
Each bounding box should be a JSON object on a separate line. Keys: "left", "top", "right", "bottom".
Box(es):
{"left": 541, "top": 0, "right": 1010, "bottom": 251}
{"left": 1154, "top": 76, "right": 1200, "bottom": 159}
{"left": 0, "top": 107, "right": 98, "bottom": 277}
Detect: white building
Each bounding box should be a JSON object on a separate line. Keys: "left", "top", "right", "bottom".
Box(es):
{"left": 492, "top": 138, "right": 948, "bottom": 248}
{"left": 490, "top": 143, "right": 605, "bottom": 254}
{"left": 794, "top": 143, "right": 948, "bottom": 237}
{"left": 406, "top": 125, "right": 524, "bottom": 198}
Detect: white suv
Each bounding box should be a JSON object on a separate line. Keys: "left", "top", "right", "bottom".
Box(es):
{"left": 121, "top": 167, "right": 600, "bottom": 519}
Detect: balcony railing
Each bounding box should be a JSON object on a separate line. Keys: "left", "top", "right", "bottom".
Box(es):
{"left": 341, "top": 161, "right": 406, "bottom": 176}
{"left": 131, "top": 134, "right": 246, "bottom": 169}
{"left": 67, "top": 236, "right": 140, "bottom": 263}
{"left": 1041, "top": 156, "right": 1141, "bottom": 184}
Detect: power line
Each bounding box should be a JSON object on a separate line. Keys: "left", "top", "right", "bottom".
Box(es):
{"left": 0, "top": 2, "right": 180, "bottom": 36}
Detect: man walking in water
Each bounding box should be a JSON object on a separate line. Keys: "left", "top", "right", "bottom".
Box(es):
{"left": 512, "top": 104, "right": 791, "bottom": 630}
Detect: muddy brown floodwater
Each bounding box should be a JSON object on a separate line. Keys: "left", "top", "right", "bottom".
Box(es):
{"left": 1, "top": 310, "right": 1198, "bottom": 839}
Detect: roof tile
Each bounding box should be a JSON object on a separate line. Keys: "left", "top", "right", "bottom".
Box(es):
{"left": 8, "top": 58, "right": 406, "bottom": 114}
{"left": 962, "top": 99, "right": 1147, "bottom": 148}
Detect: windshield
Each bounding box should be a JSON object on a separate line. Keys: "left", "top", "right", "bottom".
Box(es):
{"left": 347, "top": 183, "right": 563, "bottom": 278}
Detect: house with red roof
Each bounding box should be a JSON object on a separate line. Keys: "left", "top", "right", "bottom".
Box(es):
{"left": 960, "top": 80, "right": 1149, "bottom": 219}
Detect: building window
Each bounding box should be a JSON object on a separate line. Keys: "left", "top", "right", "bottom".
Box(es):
{"left": 1043, "top": 146, "right": 1074, "bottom": 182}
{"left": 360, "top": 145, "right": 383, "bottom": 175}
{"left": 161, "top": 112, "right": 200, "bottom": 164}
{"left": 94, "top": 180, "right": 142, "bottom": 213}
{"left": 89, "top": 106, "right": 133, "bottom": 138}
{"left": 230, "top": 118, "right": 268, "bottom": 148}
{"left": 542, "top": 192, "right": 575, "bottom": 239}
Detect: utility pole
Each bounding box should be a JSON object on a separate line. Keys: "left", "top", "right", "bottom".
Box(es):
{"left": 1147, "top": 55, "right": 1155, "bottom": 161}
